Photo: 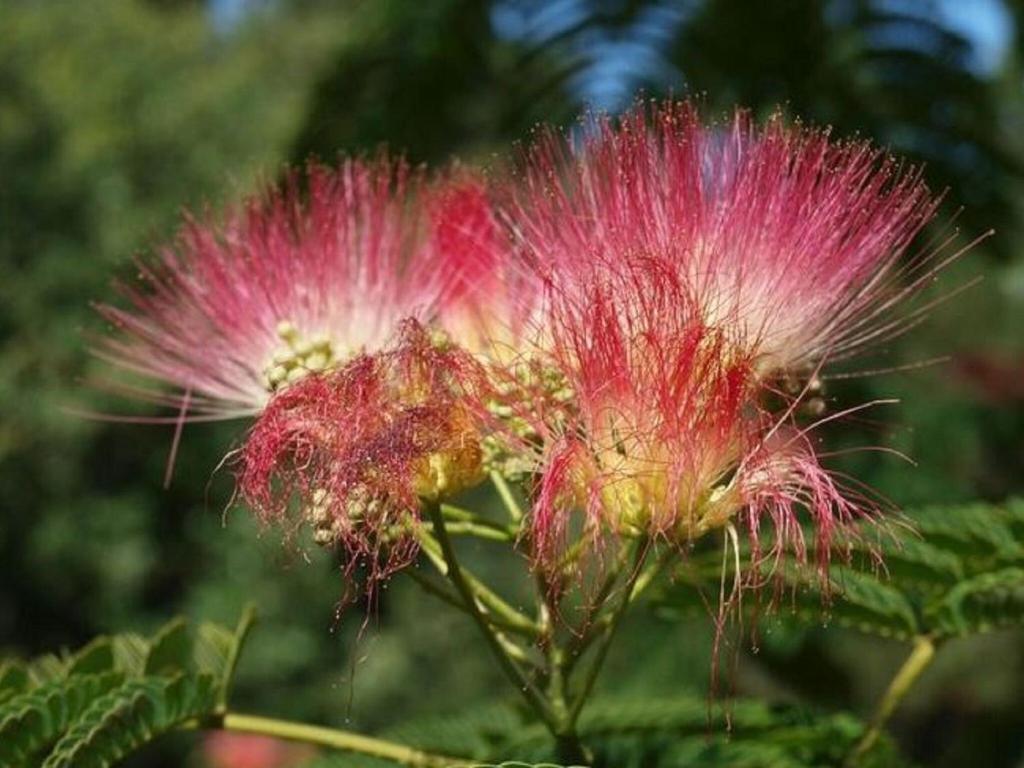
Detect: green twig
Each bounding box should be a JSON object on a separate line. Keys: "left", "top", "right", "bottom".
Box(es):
{"left": 416, "top": 529, "right": 541, "bottom": 638}
{"left": 568, "top": 544, "right": 671, "bottom": 664}
{"left": 424, "top": 500, "right": 559, "bottom": 732}
{"left": 490, "top": 471, "right": 524, "bottom": 523}
{"left": 441, "top": 503, "right": 517, "bottom": 540}
{"left": 205, "top": 712, "right": 470, "bottom": 768}
{"left": 567, "top": 539, "right": 650, "bottom": 726}
{"left": 404, "top": 567, "right": 466, "bottom": 611}
{"left": 526, "top": 565, "right": 590, "bottom": 765}
{"left": 439, "top": 503, "right": 479, "bottom": 521}
{"left": 844, "top": 636, "right": 937, "bottom": 767}
{"left": 442, "top": 520, "right": 516, "bottom": 541}
{"left": 405, "top": 568, "right": 538, "bottom": 667}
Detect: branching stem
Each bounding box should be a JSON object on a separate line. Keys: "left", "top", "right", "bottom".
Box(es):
{"left": 441, "top": 502, "right": 517, "bottom": 540}
{"left": 415, "top": 528, "right": 540, "bottom": 638}
{"left": 490, "top": 471, "right": 524, "bottom": 523}
{"left": 424, "top": 500, "right": 559, "bottom": 733}
{"left": 567, "top": 539, "right": 650, "bottom": 726}
{"left": 568, "top": 544, "right": 671, "bottom": 665}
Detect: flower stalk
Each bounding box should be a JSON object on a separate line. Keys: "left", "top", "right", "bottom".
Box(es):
{"left": 415, "top": 527, "right": 541, "bottom": 638}
{"left": 845, "top": 635, "right": 938, "bottom": 767}
{"left": 566, "top": 539, "right": 649, "bottom": 726}
{"left": 424, "top": 500, "right": 559, "bottom": 732}
{"left": 490, "top": 471, "right": 525, "bottom": 523}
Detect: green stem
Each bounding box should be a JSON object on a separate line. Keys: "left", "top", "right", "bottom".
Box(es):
{"left": 406, "top": 568, "right": 538, "bottom": 667}
{"left": 567, "top": 543, "right": 670, "bottom": 666}
{"left": 439, "top": 503, "right": 481, "bottom": 521}
{"left": 416, "top": 529, "right": 541, "bottom": 638}
{"left": 562, "top": 553, "right": 627, "bottom": 676}
{"left": 206, "top": 712, "right": 470, "bottom": 767}
{"left": 547, "top": 641, "right": 591, "bottom": 764}
{"left": 845, "top": 636, "right": 937, "bottom": 767}
{"left": 567, "top": 539, "right": 650, "bottom": 726}
{"left": 441, "top": 503, "right": 517, "bottom": 540}
{"left": 490, "top": 471, "right": 524, "bottom": 523}
{"left": 442, "top": 520, "right": 516, "bottom": 541}
{"left": 424, "top": 500, "right": 559, "bottom": 733}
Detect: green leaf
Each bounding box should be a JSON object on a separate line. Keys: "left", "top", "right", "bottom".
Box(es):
{"left": 193, "top": 623, "right": 234, "bottom": 679}
{"left": 383, "top": 702, "right": 533, "bottom": 762}
{"left": 857, "top": 531, "right": 964, "bottom": 592}
{"left": 567, "top": 695, "right": 903, "bottom": 768}
{"left": 309, "top": 693, "right": 899, "bottom": 768}
{"left": 660, "top": 555, "right": 919, "bottom": 641}
{"left": 0, "top": 607, "right": 256, "bottom": 767}
{"left": 109, "top": 634, "right": 149, "bottom": 678}
{"left": 25, "top": 654, "right": 68, "bottom": 688}
{"left": 997, "top": 498, "right": 1024, "bottom": 541}
{"left": 0, "top": 661, "right": 28, "bottom": 705}
{"left": 655, "top": 499, "right": 1024, "bottom": 642}
{"left": 926, "top": 567, "right": 1024, "bottom": 637}
{"left": 0, "top": 672, "right": 123, "bottom": 767}
{"left": 42, "top": 674, "right": 219, "bottom": 768}
{"left": 210, "top": 603, "right": 257, "bottom": 705}
{"left": 902, "top": 502, "right": 1024, "bottom": 572}
{"left": 664, "top": 739, "right": 805, "bottom": 768}
{"left": 816, "top": 565, "right": 920, "bottom": 639}
{"left": 68, "top": 638, "right": 115, "bottom": 677}
{"left": 143, "top": 618, "right": 191, "bottom": 676}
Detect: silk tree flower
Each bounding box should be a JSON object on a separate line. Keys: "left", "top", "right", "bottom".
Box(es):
{"left": 238, "top": 320, "right": 491, "bottom": 584}
{"left": 428, "top": 173, "right": 546, "bottom": 364}
{"left": 509, "top": 101, "right": 952, "bottom": 378}
{"left": 93, "top": 158, "right": 442, "bottom": 420}
{"left": 427, "top": 174, "right": 563, "bottom": 481}
{"left": 529, "top": 256, "right": 856, "bottom": 569}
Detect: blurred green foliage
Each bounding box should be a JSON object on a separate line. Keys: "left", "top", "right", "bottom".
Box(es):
{"left": 2, "top": 1, "right": 1024, "bottom": 766}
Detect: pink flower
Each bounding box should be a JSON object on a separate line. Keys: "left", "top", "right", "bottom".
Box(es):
{"left": 528, "top": 254, "right": 856, "bottom": 568}
{"left": 238, "top": 320, "right": 490, "bottom": 586}
{"left": 510, "top": 101, "right": 949, "bottom": 376}
{"left": 504, "top": 102, "right": 959, "bottom": 569}
{"left": 94, "top": 158, "right": 442, "bottom": 420}
{"left": 428, "top": 174, "right": 546, "bottom": 363}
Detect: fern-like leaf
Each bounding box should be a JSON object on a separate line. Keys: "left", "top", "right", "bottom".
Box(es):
{"left": 655, "top": 499, "right": 1024, "bottom": 642}
{"left": 0, "top": 672, "right": 123, "bottom": 767}
{"left": 0, "top": 606, "right": 255, "bottom": 768}
{"left": 41, "top": 674, "right": 218, "bottom": 768}
{"left": 308, "top": 693, "right": 898, "bottom": 768}
{"left": 0, "top": 662, "right": 28, "bottom": 705}
{"left": 143, "top": 618, "right": 191, "bottom": 676}
{"left": 67, "top": 638, "right": 115, "bottom": 677}
{"left": 926, "top": 566, "right": 1024, "bottom": 637}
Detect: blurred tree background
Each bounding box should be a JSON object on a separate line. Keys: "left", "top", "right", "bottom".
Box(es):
{"left": 2, "top": 0, "right": 1024, "bottom": 766}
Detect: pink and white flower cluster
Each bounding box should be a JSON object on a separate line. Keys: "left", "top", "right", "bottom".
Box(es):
{"left": 95, "top": 102, "right": 956, "bottom": 582}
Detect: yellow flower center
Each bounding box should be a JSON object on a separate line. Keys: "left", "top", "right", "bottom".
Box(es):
{"left": 264, "top": 320, "right": 338, "bottom": 391}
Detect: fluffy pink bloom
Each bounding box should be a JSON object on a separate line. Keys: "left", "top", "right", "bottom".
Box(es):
{"left": 510, "top": 101, "right": 949, "bottom": 375}
{"left": 529, "top": 255, "right": 856, "bottom": 569}
{"left": 493, "top": 100, "right": 970, "bottom": 574}
{"left": 428, "top": 174, "right": 545, "bottom": 362}
{"left": 238, "top": 320, "right": 490, "bottom": 586}
{"left": 94, "top": 158, "right": 442, "bottom": 419}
